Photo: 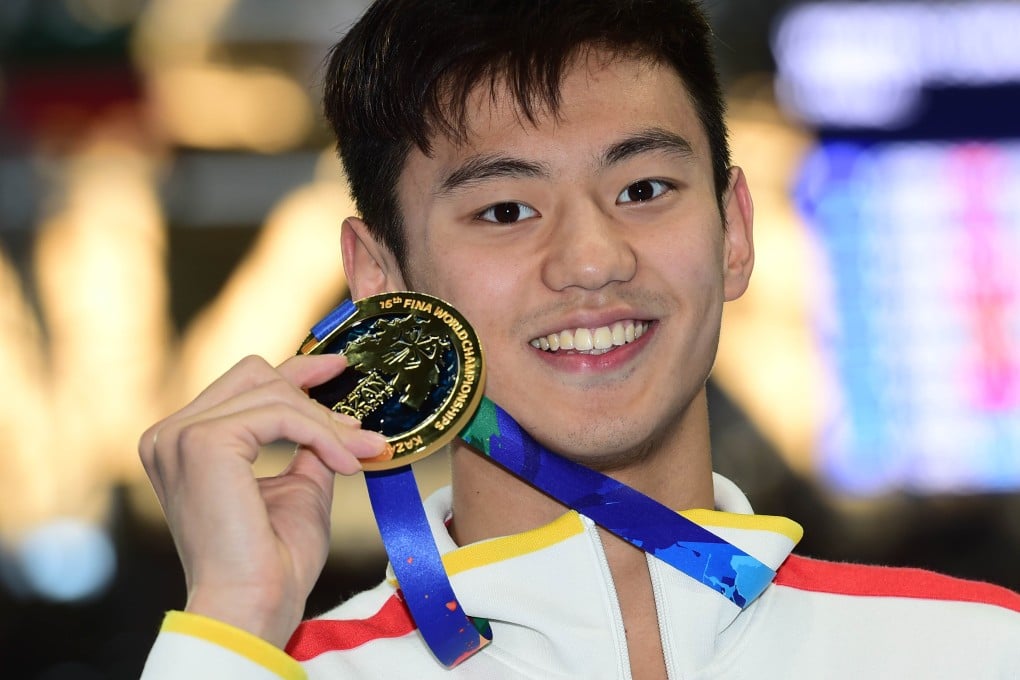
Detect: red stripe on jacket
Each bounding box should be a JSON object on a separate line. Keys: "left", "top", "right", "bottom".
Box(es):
{"left": 775, "top": 554, "right": 1020, "bottom": 613}
{"left": 286, "top": 593, "right": 418, "bottom": 661}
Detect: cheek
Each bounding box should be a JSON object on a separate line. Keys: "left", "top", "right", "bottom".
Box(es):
{"left": 427, "top": 240, "right": 528, "bottom": 299}
{"left": 640, "top": 228, "right": 725, "bottom": 294}
{"left": 409, "top": 245, "right": 523, "bottom": 345}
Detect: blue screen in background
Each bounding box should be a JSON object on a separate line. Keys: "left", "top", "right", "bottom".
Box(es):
{"left": 776, "top": 2, "right": 1020, "bottom": 494}
{"left": 795, "top": 140, "right": 1020, "bottom": 494}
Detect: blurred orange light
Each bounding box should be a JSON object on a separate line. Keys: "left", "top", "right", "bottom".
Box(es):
{"left": 147, "top": 66, "right": 314, "bottom": 152}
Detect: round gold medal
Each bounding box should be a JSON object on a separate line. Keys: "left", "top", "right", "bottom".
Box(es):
{"left": 298, "top": 292, "right": 485, "bottom": 470}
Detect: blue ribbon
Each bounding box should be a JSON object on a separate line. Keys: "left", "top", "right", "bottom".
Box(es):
{"left": 364, "top": 469, "right": 491, "bottom": 667}
{"left": 309, "top": 298, "right": 357, "bottom": 341}
{"left": 460, "top": 398, "right": 776, "bottom": 608}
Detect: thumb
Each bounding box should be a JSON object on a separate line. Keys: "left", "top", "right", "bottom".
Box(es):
{"left": 282, "top": 446, "right": 339, "bottom": 506}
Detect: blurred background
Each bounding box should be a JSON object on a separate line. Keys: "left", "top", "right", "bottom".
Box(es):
{"left": 0, "top": 0, "right": 1018, "bottom": 677}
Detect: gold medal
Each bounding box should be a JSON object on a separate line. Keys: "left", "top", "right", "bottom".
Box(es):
{"left": 298, "top": 292, "right": 485, "bottom": 470}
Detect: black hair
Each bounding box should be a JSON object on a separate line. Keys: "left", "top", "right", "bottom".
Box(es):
{"left": 323, "top": 0, "right": 730, "bottom": 267}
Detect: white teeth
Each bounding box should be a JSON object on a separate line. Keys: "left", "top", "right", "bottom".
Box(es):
{"left": 611, "top": 322, "right": 626, "bottom": 346}
{"left": 592, "top": 326, "right": 613, "bottom": 350}
{"left": 574, "top": 328, "right": 594, "bottom": 351}
{"left": 531, "top": 321, "right": 649, "bottom": 354}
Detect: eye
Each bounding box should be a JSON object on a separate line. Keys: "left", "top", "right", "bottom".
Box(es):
{"left": 476, "top": 201, "right": 539, "bottom": 224}
{"left": 617, "top": 179, "right": 675, "bottom": 204}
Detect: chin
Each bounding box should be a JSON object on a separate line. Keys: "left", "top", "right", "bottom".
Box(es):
{"left": 534, "top": 417, "right": 660, "bottom": 472}
{"left": 564, "top": 444, "right": 656, "bottom": 473}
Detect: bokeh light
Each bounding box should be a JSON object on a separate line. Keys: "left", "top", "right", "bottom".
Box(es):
{"left": 14, "top": 519, "right": 116, "bottom": 602}
{"left": 773, "top": 2, "right": 1020, "bottom": 129}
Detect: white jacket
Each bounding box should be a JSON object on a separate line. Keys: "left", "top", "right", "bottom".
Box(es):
{"left": 142, "top": 475, "right": 1020, "bottom": 679}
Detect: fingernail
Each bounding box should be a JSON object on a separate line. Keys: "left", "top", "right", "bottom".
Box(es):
{"left": 362, "top": 442, "right": 395, "bottom": 464}
{"left": 356, "top": 431, "right": 389, "bottom": 458}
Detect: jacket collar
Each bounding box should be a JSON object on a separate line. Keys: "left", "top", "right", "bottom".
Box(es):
{"left": 384, "top": 474, "right": 803, "bottom": 677}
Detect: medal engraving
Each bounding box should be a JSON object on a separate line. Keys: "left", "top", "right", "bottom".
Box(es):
{"left": 298, "top": 292, "right": 485, "bottom": 470}
{"left": 340, "top": 314, "right": 452, "bottom": 419}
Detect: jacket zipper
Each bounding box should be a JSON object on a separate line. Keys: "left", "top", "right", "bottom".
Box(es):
{"left": 590, "top": 517, "right": 634, "bottom": 680}
{"left": 648, "top": 558, "right": 678, "bottom": 679}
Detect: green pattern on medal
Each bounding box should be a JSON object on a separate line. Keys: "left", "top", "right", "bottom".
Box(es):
{"left": 461, "top": 397, "right": 500, "bottom": 454}
{"left": 337, "top": 314, "right": 452, "bottom": 420}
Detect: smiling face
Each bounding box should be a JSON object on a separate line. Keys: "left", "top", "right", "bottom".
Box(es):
{"left": 344, "top": 52, "right": 754, "bottom": 470}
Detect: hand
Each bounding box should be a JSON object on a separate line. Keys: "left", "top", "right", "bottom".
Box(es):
{"left": 139, "top": 353, "right": 388, "bottom": 647}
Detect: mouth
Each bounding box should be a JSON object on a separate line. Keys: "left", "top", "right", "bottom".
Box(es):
{"left": 529, "top": 320, "right": 650, "bottom": 356}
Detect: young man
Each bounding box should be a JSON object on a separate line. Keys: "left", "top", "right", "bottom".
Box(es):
{"left": 139, "top": 1, "right": 1020, "bottom": 678}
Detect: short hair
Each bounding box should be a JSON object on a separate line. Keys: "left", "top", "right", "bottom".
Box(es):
{"left": 323, "top": 0, "right": 730, "bottom": 267}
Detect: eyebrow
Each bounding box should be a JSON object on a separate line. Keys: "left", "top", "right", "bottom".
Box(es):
{"left": 434, "top": 127, "right": 695, "bottom": 197}
{"left": 601, "top": 127, "right": 695, "bottom": 167}
{"left": 436, "top": 154, "right": 550, "bottom": 196}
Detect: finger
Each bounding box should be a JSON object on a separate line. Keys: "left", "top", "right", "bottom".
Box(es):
{"left": 184, "top": 354, "right": 347, "bottom": 422}
{"left": 165, "top": 377, "right": 374, "bottom": 461}
{"left": 140, "top": 354, "right": 352, "bottom": 475}
{"left": 276, "top": 353, "right": 351, "bottom": 392}
{"left": 140, "top": 355, "right": 281, "bottom": 473}
{"left": 140, "top": 358, "right": 367, "bottom": 511}
{"left": 282, "top": 446, "right": 338, "bottom": 502}
{"left": 166, "top": 402, "right": 386, "bottom": 479}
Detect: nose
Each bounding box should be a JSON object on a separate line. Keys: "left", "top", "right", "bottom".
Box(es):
{"left": 540, "top": 210, "right": 637, "bottom": 292}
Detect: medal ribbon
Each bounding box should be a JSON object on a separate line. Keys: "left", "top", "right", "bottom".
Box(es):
{"left": 364, "top": 468, "right": 491, "bottom": 667}
{"left": 459, "top": 398, "right": 776, "bottom": 608}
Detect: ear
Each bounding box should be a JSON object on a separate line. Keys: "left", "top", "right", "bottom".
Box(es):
{"left": 721, "top": 167, "right": 755, "bottom": 301}
{"left": 340, "top": 217, "right": 408, "bottom": 299}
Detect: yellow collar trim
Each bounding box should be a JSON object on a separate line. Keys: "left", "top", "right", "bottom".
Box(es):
{"left": 437, "top": 508, "right": 802, "bottom": 577}
{"left": 679, "top": 508, "right": 804, "bottom": 544}
{"left": 442, "top": 511, "right": 586, "bottom": 577}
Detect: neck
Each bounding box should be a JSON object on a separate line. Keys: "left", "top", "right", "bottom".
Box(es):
{"left": 448, "top": 388, "right": 715, "bottom": 546}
